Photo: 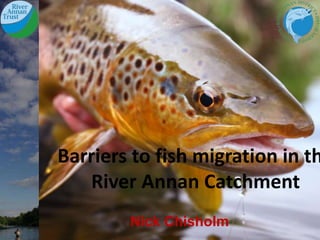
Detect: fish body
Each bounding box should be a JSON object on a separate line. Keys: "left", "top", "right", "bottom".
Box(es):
{"left": 40, "top": 0, "right": 314, "bottom": 213}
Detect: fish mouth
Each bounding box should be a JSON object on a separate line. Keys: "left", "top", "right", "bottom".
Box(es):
{"left": 180, "top": 125, "right": 309, "bottom": 176}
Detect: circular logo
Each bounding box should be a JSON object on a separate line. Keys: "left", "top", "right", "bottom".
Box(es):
{"left": 277, "top": 1, "right": 319, "bottom": 43}
{"left": 0, "top": 1, "right": 38, "bottom": 38}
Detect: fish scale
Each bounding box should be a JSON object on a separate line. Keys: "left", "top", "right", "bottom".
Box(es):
{"left": 40, "top": 0, "right": 314, "bottom": 213}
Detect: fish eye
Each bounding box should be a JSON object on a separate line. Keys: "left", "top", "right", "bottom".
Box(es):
{"left": 193, "top": 86, "right": 224, "bottom": 114}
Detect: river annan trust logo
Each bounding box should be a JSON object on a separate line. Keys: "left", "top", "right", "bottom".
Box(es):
{"left": 0, "top": 1, "right": 38, "bottom": 38}
{"left": 277, "top": 1, "right": 319, "bottom": 43}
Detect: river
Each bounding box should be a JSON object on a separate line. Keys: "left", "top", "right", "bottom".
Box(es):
{"left": 0, "top": 227, "right": 38, "bottom": 240}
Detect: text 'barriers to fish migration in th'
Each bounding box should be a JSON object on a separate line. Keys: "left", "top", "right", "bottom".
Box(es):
{"left": 57, "top": 147, "right": 320, "bottom": 190}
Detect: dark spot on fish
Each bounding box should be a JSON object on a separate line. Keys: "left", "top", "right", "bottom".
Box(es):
{"left": 63, "top": 54, "right": 69, "bottom": 63}
{"left": 133, "top": 72, "right": 138, "bottom": 79}
{"left": 129, "top": 54, "right": 134, "bottom": 62}
{"left": 56, "top": 41, "right": 63, "bottom": 49}
{"left": 118, "top": 72, "right": 123, "bottom": 80}
{"left": 143, "top": 87, "right": 149, "bottom": 94}
{"left": 106, "top": 60, "right": 110, "bottom": 68}
{"left": 59, "top": 73, "right": 64, "bottom": 82}
{"left": 80, "top": 87, "right": 85, "bottom": 96}
{"left": 66, "top": 25, "right": 71, "bottom": 33}
{"left": 123, "top": 92, "right": 129, "bottom": 101}
{"left": 186, "top": 110, "right": 195, "bottom": 117}
{"left": 214, "top": 96, "right": 221, "bottom": 104}
{"left": 160, "top": 104, "right": 166, "bottom": 112}
{"left": 155, "top": 62, "right": 164, "bottom": 72}
{"left": 152, "top": 92, "right": 157, "bottom": 99}
{"left": 90, "top": 32, "right": 98, "bottom": 41}
{"left": 146, "top": 58, "right": 152, "bottom": 67}
{"left": 112, "top": 94, "right": 117, "bottom": 104}
{"left": 80, "top": 63, "right": 86, "bottom": 75}
{"left": 76, "top": 41, "right": 82, "bottom": 49}
{"left": 103, "top": 45, "right": 111, "bottom": 59}
{"left": 110, "top": 76, "right": 116, "bottom": 87}
{"left": 92, "top": 14, "right": 98, "bottom": 21}
{"left": 74, "top": 80, "right": 78, "bottom": 89}
{"left": 125, "top": 64, "right": 131, "bottom": 72}
{"left": 162, "top": 119, "right": 166, "bottom": 124}
{"left": 92, "top": 46, "right": 99, "bottom": 59}
{"left": 118, "top": 57, "right": 124, "bottom": 65}
{"left": 135, "top": 59, "right": 142, "bottom": 68}
{"left": 86, "top": 48, "right": 92, "bottom": 57}
{"left": 136, "top": 79, "right": 141, "bottom": 91}
{"left": 116, "top": 41, "right": 126, "bottom": 54}
{"left": 171, "top": 75, "right": 178, "bottom": 86}
{"left": 97, "top": 71, "right": 104, "bottom": 87}
{"left": 149, "top": 79, "right": 154, "bottom": 87}
{"left": 67, "top": 65, "right": 73, "bottom": 76}
{"left": 80, "top": 44, "right": 86, "bottom": 53}
{"left": 81, "top": 26, "right": 87, "bottom": 34}
{"left": 171, "top": 108, "right": 176, "bottom": 114}
{"left": 87, "top": 69, "right": 94, "bottom": 84}
{"left": 104, "top": 35, "right": 109, "bottom": 42}
{"left": 92, "top": 94, "right": 96, "bottom": 102}
{"left": 160, "top": 86, "right": 166, "bottom": 95}
{"left": 53, "top": 60, "right": 58, "bottom": 68}
{"left": 96, "top": 59, "right": 101, "bottom": 69}
{"left": 170, "top": 94, "right": 177, "bottom": 101}
{"left": 125, "top": 76, "right": 131, "bottom": 85}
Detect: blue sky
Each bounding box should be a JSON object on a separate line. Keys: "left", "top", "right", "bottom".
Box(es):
{"left": 0, "top": 1, "right": 38, "bottom": 217}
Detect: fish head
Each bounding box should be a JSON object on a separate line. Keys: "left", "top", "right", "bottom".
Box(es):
{"left": 161, "top": 26, "right": 314, "bottom": 176}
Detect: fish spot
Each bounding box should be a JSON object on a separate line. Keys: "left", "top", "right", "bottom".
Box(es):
{"left": 170, "top": 94, "right": 177, "bottom": 101}
{"left": 59, "top": 73, "right": 64, "bottom": 82}
{"left": 162, "top": 119, "right": 166, "bottom": 124}
{"left": 67, "top": 65, "right": 74, "bottom": 76}
{"left": 53, "top": 60, "right": 58, "bottom": 68}
{"left": 123, "top": 92, "right": 129, "bottom": 101}
{"left": 118, "top": 72, "right": 123, "bottom": 80}
{"left": 152, "top": 92, "right": 157, "bottom": 99}
{"left": 136, "top": 79, "right": 142, "bottom": 91}
{"left": 85, "top": 47, "right": 92, "bottom": 57}
{"left": 118, "top": 57, "right": 124, "bottom": 65}
{"left": 160, "top": 104, "right": 166, "bottom": 112}
{"left": 112, "top": 94, "right": 118, "bottom": 104}
{"left": 96, "top": 59, "right": 101, "bottom": 69}
{"left": 160, "top": 86, "right": 166, "bottom": 95}
{"left": 92, "top": 46, "right": 100, "bottom": 59}
{"left": 186, "top": 110, "right": 195, "bottom": 117}
{"left": 80, "top": 87, "right": 85, "bottom": 96}
{"left": 66, "top": 25, "right": 71, "bottom": 33}
{"left": 125, "top": 64, "right": 131, "bottom": 72}
{"left": 129, "top": 54, "right": 134, "bottom": 62}
{"left": 80, "top": 63, "right": 86, "bottom": 75}
{"left": 149, "top": 79, "right": 154, "bottom": 87}
{"left": 116, "top": 41, "right": 126, "bottom": 54}
{"left": 135, "top": 59, "right": 142, "bottom": 68}
{"left": 87, "top": 69, "right": 94, "bottom": 85}
{"left": 171, "top": 75, "right": 179, "bottom": 86}
{"left": 110, "top": 76, "right": 116, "bottom": 87}
{"left": 74, "top": 80, "right": 78, "bottom": 89}
{"left": 92, "top": 94, "right": 96, "bottom": 102}
{"left": 146, "top": 58, "right": 153, "bottom": 67}
{"left": 103, "top": 45, "right": 111, "bottom": 59}
{"left": 143, "top": 87, "right": 149, "bottom": 94}
{"left": 76, "top": 41, "right": 82, "bottom": 49}
{"left": 63, "top": 54, "right": 69, "bottom": 63}
{"left": 155, "top": 62, "right": 164, "bottom": 72}
{"left": 171, "top": 108, "right": 176, "bottom": 114}
{"left": 132, "top": 71, "right": 138, "bottom": 79}
{"left": 125, "top": 76, "right": 131, "bottom": 85}
{"left": 56, "top": 41, "right": 63, "bottom": 49}
{"left": 104, "top": 35, "right": 109, "bottom": 42}
{"left": 80, "top": 44, "right": 86, "bottom": 53}
{"left": 97, "top": 71, "right": 104, "bottom": 87}
{"left": 90, "top": 32, "right": 98, "bottom": 41}
{"left": 81, "top": 26, "right": 87, "bottom": 34}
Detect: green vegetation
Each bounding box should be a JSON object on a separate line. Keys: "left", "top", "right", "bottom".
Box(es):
{"left": 0, "top": 208, "right": 38, "bottom": 227}
{"left": 186, "top": 0, "right": 320, "bottom": 101}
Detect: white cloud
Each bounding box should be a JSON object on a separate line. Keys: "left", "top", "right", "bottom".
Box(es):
{"left": 10, "top": 176, "right": 38, "bottom": 188}
{"left": 5, "top": 147, "right": 22, "bottom": 154}
{"left": 28, "top": 151, "right": 38, "bottom": 164}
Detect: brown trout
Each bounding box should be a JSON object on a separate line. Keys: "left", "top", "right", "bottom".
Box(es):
{"left": 39, "top": 0, "right": 314, "bottom": 213}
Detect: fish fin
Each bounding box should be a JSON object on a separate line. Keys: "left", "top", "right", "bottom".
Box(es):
{"left": 40, "top": 127, "right": 117, "bottom": 200}
{"left": 172, "top": 164, "right": 222, "bottom": 214}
